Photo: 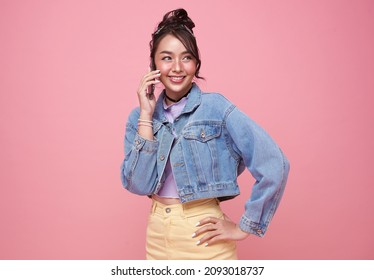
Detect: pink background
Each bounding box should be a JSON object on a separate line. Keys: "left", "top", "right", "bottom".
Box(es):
{"left": 1, "top": 0, "right": 373, "bottom": 259}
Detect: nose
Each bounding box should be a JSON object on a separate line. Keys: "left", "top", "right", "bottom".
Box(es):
{"left": 172, "top": 59, "right": 182, "bottom": 73}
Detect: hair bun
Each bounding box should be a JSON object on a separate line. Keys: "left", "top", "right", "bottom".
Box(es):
{"left": 158, "top": 8, "right": 195, "bottom": 31}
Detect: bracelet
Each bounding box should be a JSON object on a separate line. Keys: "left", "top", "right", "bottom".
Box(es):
{"left": 138, "top": 118, "right": 153, "bottom": 124}
{"left": 138, "top": 123, "right": 153, "bottom": 128}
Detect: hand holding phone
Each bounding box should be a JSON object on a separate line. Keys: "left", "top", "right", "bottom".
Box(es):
{"left": 146, "top": 61, "right": 158, "bottom": 99}
{"left": 146, "top": 84, "right": 155, "bottom": 100}
{"left": 137, "top": 66, "right": 160, "bottom": 108}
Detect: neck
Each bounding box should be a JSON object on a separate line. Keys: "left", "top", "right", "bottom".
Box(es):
{"left": 164, "top": 86, "right": 192, "bottom": 104}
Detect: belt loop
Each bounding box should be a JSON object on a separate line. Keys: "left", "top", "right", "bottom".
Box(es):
{"left": 151, "top": 199, "right": 157, "bottom": 213}
{"left": 181, "top": 202, "right": 187, "bottom": 218}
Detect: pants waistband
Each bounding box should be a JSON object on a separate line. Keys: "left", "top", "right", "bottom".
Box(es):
{"left": 151, "top": 198, "right": 220, "bottom": 217}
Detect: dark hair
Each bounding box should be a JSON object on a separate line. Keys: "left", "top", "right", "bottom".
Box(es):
{"left": 150, "top": 8, "right": 203, "bottom": 79}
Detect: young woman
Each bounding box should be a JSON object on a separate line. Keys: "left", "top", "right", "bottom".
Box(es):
{"left": 121, "top": 8, "right": 290, "bottom": 260}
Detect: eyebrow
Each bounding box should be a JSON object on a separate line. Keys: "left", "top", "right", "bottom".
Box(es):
{"left": 159, "top": 50, "right": 192, "bottom": 55}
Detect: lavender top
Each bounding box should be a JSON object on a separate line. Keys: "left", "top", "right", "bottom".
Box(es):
{"left": 155, "top": 96, "right": 188, "bottom": 199}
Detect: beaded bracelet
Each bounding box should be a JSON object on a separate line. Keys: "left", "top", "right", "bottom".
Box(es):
{"left": 138, "top": 123, "right": 153, "bottom": 128}
{"left": 138, "top": 118, "right": 153, "bottom": 124}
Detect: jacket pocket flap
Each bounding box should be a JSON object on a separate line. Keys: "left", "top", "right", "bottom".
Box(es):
{"left": 183, "top": 123, "right": 221, "bottom": 142}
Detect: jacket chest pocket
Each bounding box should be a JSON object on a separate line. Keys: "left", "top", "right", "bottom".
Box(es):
{"left": 183, "top": 123, "right": 222, "bottom": 142}
{"left": 181, "top": 123, "right": 222, "bottom": 185}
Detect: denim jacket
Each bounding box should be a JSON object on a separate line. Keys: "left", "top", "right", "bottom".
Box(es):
{"left": 121, "top": 83, "right": 290, "bottom": 237}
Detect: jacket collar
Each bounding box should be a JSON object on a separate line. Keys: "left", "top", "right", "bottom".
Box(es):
{"left": 153, "top": 83, "right": 202, "bottom": 123}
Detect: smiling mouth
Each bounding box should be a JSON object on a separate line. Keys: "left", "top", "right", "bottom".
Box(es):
{"left": 169, "top": 76, "right": 185, "bottom": 83}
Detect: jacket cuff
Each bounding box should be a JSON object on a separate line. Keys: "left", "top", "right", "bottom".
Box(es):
{"left": 133, "top": 133, "right": 158, "bottom": 153}
{"left": 239, "top": 215, "right": 266, "bottom": 237}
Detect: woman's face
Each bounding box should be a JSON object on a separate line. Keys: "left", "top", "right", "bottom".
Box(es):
{"left": 154, "top": 34, "right": 197, "bottom": 100}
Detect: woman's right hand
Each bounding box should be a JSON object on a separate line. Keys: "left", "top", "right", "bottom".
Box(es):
{"left": 137, "top": 69, "right": 161, "bottom": 118}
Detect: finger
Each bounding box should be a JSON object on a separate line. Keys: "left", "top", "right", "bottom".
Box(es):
{"left": 139, "top": 70, "right": 161, "bottom": 88}
{"left": 142, "top": 72, "right": 161, "bottom": 91}
{"left": 203, "top": 235, "right": 226, "bottom": 247}
{"left": 192, "top": 223, "right": 218, "bottom": 239}
{"left": 196, "top": 216, "right": 220, "bottom": 227}
{"left": 196, "top": 223, "right": 236, "bottom": 246}
{"left": 145, "top": 79, "right": 161, "bottom": 92}
{"left": 138, "top": 79, "right": 161, "bottom": 97}
{"left": 192, "top": 216, "right": 221, "bottom": 238}
{"left": 195, "top": 231, "right": 220, "bottom": 246}
{"left": 144, "top": 69, "right": 161, "bottom": 80}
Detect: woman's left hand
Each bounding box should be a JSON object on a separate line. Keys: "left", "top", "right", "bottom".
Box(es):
{"left": 192, "top": 214, "right": 250, "bottom": 246}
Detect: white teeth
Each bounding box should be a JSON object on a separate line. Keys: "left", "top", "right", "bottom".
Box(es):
{"left": 170, "top": 76, "right": 184, "bottom": 81}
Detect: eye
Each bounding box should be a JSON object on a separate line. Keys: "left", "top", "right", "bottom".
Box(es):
{"left": 161, "top": 56, "right": 172, "bottom": 61}
{"left": 182, "top": 55, "right": 193, "bottom": 61}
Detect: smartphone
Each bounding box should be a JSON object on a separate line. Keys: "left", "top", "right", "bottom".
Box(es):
{"left": 146, "top": 61, "right": 156, "bottom": 99}
{"left": 146, "top": 84, "right": 155, "bottom": 99}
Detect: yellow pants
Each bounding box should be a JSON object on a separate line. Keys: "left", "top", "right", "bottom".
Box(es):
{"left": 146, "top": 198, "right": 237, "bottom": 260}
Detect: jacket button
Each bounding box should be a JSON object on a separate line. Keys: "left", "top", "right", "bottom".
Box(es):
{"left": 257, "top": 229, "right": 262, "bottom": 234}
{"left": 135, "top": 140, "right": 140, "bottom": 145}
{"left": 165, "top": 208, "right": 171, "bottom": 213}
{"left": 201, "top": 131, "right": 205, "bottom": 138}
{"left": 159, "top": 155, "right": 165, "bottom": 161}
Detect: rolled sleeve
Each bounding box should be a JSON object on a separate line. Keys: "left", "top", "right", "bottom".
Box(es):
{"left": 120, "top": 109, "right": 159, "bottom": 195}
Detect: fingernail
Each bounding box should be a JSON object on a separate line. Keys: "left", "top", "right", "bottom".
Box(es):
{"left": 191, "top": 233, "right": 196, "bottom": 238}
{"left": 196, "top": 240, "right": 200, "bottom": 245}
{"left": 204, "top": 243, "right": 209, "bottom": 247}
{"left": 195, "top": 222, "right": 200, "bottom": 227}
